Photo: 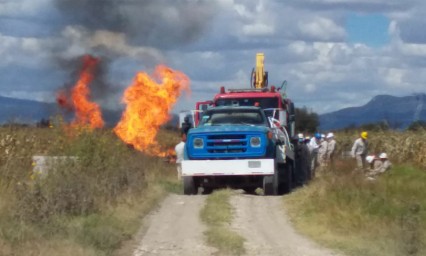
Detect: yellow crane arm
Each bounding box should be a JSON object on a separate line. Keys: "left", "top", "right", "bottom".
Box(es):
{"left": 254, "top": 53, "right": 266, "bottom": 89}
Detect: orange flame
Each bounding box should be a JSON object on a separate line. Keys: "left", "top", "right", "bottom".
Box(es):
{"left": 114, "top": 65, "right": 190, "bottom": 156}
{"left": 57, "top": 55, "right": 105, "bottom": 129}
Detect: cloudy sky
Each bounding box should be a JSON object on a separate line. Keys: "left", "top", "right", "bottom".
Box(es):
{"left": 1, "top": 0, "right": 426, "bottom": 115}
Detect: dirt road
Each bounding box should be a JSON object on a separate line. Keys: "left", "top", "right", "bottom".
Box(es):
{"left": 132, "top": 194, "right": 217, "bottom": 256}
{"left": 132, "top": 193, "right": 342, "bottom": 256}
{"left": 231, "top": 195, "right": 341, "bottom": 256}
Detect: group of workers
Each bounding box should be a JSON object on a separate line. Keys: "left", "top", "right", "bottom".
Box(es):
{"left": 351, "top": 131, "right": 392, "bottom": 179}
{"left": 295, "top": 130, "right": 392, "bottom": 182}
{"left": 295, "top": 132, "right": 337, "bottom": 182}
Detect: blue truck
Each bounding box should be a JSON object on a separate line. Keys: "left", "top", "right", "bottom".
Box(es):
{"left": 181, "top": 106, "right": 295, "bottom": 195}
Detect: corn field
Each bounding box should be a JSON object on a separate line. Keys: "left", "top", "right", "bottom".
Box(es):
{"left": 335, "top": 130, "right": 426, "bottom": 168}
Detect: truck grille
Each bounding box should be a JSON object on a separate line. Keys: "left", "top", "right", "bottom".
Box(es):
{"left": 188, "top": 132, "right": 266, "bottom": 159}
{"left": 206, "top": 134, "right": 247, "bottom": 153}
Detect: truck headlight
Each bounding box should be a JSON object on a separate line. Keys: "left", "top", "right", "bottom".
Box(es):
{"left": 193, "top": 138, "right": 204, "bottom": 149}
{"left": 250, "top": 137, "right": 261, "bottom": 147}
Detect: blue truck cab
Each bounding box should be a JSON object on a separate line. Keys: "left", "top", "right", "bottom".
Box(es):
{"left": 182, "top": 106, "right": 294, "bottom": 195}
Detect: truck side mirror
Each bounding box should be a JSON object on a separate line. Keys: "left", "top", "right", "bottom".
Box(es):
{"left": 279, "top": 110, "right": 287, "bottom": 126}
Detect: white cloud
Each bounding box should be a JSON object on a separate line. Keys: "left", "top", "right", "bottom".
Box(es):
{"left": 0, "top": 0, "right": 51, "bottom": 17}
{"left": 242, "top": 23, "right": 275, "bottom": 36}
{"left": 0, "top": 33, "right": 52, "bottom": 67}
{"left": 298, "top": 17, "right": 345, "bottom": 41}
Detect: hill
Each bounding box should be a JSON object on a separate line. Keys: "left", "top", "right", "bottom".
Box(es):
{"left": 0, "top": 95, "right": 181, "bottom": 128}
{"left": 319, "top": 94, "right": 426, "bottom": 130}
{"left": 0, "top": 95, "right": 122, "bottom": 126}
{"left": 0, "top": 95, "right": 55, "bottom": 124}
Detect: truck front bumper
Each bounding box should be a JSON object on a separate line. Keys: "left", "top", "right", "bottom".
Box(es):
{"left": 182, "top": 159, "right": 274, "bottom": 176}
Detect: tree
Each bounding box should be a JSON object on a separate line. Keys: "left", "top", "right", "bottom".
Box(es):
{"left": 295, "top": 106, "right": 319, "bottom": 133}
{"left": 407, "top": 120, "right": 426, "bottom": 131}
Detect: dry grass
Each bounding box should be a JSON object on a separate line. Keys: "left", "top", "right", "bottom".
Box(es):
{"left": 200, "top": 189, "right": 246, "bottom": 256}
{"left": 285, "top": 160, "right": 426, "bottom": 256}
{"left": 0, "top": 125, "right": 181, "bottom": 256}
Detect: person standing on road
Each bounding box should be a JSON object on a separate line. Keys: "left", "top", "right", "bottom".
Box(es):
{"left": 351, "top": 131, "right": 369, "bottom": 170}
{"left": 326, "top": 133, "right": 336, "bottom": 168}
{"left": 174, "top": 132, "right": 186, "bottom": 181}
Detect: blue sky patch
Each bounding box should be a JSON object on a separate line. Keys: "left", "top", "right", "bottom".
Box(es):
{"left": 346, "top": 13, "right": 390, "bottom": 47}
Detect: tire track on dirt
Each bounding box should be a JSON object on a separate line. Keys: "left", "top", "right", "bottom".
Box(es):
{"left": 132, "top": 194, "right": 217, "bottom": 256}
{"left": 230, "top": 194, "right": 342, "bottom": 256}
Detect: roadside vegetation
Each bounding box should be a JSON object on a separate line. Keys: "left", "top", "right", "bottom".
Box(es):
{"left": 200, "top": 189, "right": 245, "bottom": 256}
{"left": 285, "top": 130, "right": 426, "bottom": 256}
{"left": 0, "top": 125, "right": 181, "bottom": 256}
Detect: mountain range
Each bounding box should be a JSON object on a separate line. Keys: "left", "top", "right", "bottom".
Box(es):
{"left": 0, "top": 95, "right": 122, "bottom": 127}
{"left": 0, "top": 94, "right": 424, "bottom": 130}
{"left": 319, "top": 94, "right": 426, "bottom": 130}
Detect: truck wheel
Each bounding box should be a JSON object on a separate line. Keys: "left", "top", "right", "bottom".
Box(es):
{"left": 202, "top": 187, "right": 213, "bottom": 194}
{"left": 282, "top": 162, "right": 293, "bottom": 194}
{"left": 263, "top": 174, "right": 278, "bottom": 196}
{"left": 183, "top": 176, "right": 197, "bottom": 195}
{"left": 243, "top": 187, "right": 256, "bottom": 194}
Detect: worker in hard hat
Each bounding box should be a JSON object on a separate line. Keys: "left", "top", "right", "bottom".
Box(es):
{"left": 317, "top": 134, "right": 328, "bottom": 175}
{"left": 377, "top": 153, "right": 392, "bottom": 173}
{"left": 295, "top": 133, "right": 310, "bottom": 184}
{"left": 308, "top": 133, "right": 321, "bottom": 178}
{"left": 351, "top": 131, "right": 369, "bottom": 170}
{"left": 326, "top": 132, "right": 336, "bottom": 168}
{"left": 365, "top": 153, "right": 392, "bottom": 179}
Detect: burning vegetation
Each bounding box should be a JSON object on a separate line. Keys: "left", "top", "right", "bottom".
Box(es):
{"left": 57, "top": 55, "right": 189, "bottom": 157}
{"left": 57, "top": 55, "right": 105, "bottom": 129}
{"left": 114, "top": 65, "right": 189, "bottom": 156}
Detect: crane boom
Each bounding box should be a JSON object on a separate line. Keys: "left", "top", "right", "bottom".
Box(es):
{"left": 253, "top": 53, "right": 268, "bottom": 89}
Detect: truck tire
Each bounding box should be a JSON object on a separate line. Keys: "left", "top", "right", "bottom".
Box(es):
{"left": 183, "top": 176, "right": 197, "bottom": 195}
{"left": 263, "top": 173, "right": 278, "bottom": 196}
{"left": 202, "top": 187, "right": 213, "bottom": 195}
{"left": 282, "top": 162, "right": 293, "bottom": 194}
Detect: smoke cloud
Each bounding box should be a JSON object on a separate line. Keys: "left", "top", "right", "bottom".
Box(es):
{"left": 57, "top": 54, "right": 113, "bottom": 103}
{"left": 54, "top": 0, "right": 219, "bottom": 50}
{"left": 52, "top": 0, "right": 218, "bottom": 113}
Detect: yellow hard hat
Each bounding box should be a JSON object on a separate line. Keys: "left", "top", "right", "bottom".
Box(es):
{"left": 361, "top": 131, "right": 368, "bottom": 139}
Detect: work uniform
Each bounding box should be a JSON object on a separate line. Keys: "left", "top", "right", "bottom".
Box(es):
{"left": 366, "top": 159, "right": 392, "bottom": 177}
{"left": 175, "top": 141, "right": 185, "bottom": 180}
{"left": 295, "top": 140, "right": 310, "bottom": 185}
{"left": 308, "top": 138, "right": 320, "bottom": 177}
{"left": 317, "top": 139, "right": 328, "bottom": 167}
{"left": 351, "top": 138, "right": 368, "bottom": 169}
{"left": 326, "top": 138, "right": 336, "bottom": 166}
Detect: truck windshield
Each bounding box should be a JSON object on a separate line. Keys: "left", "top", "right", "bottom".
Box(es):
{"left": 200, "top": 109, "right": 266, "bottom": 126}
{"left": 215, "top": 97, "right": 279, "bottom": 109}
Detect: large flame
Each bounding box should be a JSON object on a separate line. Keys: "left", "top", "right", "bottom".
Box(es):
{"left": 57, "top": 55, "right": 105, "bottom": 129}
{"left": 114, "top": 65, "right": 189, "bottom": 156}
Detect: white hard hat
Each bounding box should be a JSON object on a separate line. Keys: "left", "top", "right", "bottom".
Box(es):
{"left": 326, "top": 132, "right": 334, "bottom": 139}
{"left": 366, "top": 155, "right": 375, "bottom": 163}
{"left": 321, "top": 134, "right": 325, "bottom": 138}
{"left": 298, "top": 133, "right": 304, "bottom": 139}
{"left": 379, "top": 153, "right": 388, "bottom": 159}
